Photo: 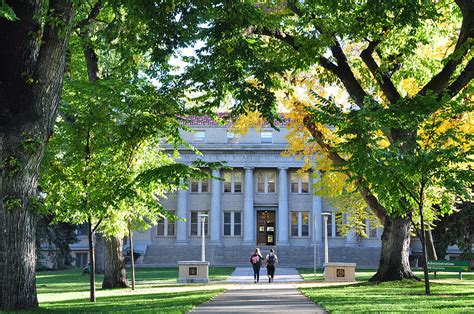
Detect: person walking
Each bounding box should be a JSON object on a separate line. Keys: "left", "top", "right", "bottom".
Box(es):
{"left": 265, "top": 249, "right": 278, "bottom": 283}
{"left": 250, "top": 248, "right": 263, "bottom": 283}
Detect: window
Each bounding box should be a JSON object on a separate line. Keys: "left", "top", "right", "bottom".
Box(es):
{"left": 260, "top": 131, "right": 273, "bottom": 144}
{"left": 75, "top": 252, "right": 88, "bottom": 268}
{"left": 257, "top": 171, "right": 276, "bottom": 193}
{"left": 291, "top": 211, "right": 310, "bottom": 237}
{"left": 290, "top": 172, "right": 310, "bottom": 194}
{"left": 190, "top": 177, "right": 209, "bottom": 193}
{"left": 227, "top": 131, "right": 239, "bottom": 144}
{"left": 223, "top": 170, "right": 242, "bottom": 193}
{"left": 335, "top": 213, "right": 342, "bottom": 237}
{"left": 326, "top": 214, "right": 333, "bottom": 237}
{"left": 193, "top": 131, "right": 205, "bottom": 143}
{"left": 291, "top": 212, "right": 299, "bottom": 237}
{"left": 157, "top": 214, "right": 175, "bottom": 237}
{"left": 223, "top": 211, "right": 242, "bottom": 236}
{"left": 367, "top": 219, "right": 378, "bottom": 238}
{"left": 190, "top": 211, "right": 209, "bottom": 236}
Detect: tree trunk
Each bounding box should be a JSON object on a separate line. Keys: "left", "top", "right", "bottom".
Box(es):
{"left": 425, "top": 229, "right": 438, "bottom": 260}
{"left": 102, "top": 236, "right": 129, "bottom": 289}
{"left": 0, "top": 1, "right": 75, "bottom": 310}
{"left": 129, "top": 226, "right": 136, "bottom": 290}
{"left": 370, "top": 217, "right": 418, "bottom": 282}
{"left": 95, "top": 233, "right": 106, "bottom": 274}
{"left": 88, "top": 217, "right": 96, "bottom": 302}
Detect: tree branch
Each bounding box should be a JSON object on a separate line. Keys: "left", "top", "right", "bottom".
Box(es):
{"left": 445, "top": 57, "right": 474, "bottom": 98}
{"left": 327, "top": 39, "right": 369, "bottom": 108}
{"left": 303, "top": 114, "right": 388, "bottom": 223}
{"left": 75, "top": 0, "right": 103, "bottom": 30}
{"left": 248, "top": 27, "right": 298, "bottom": 49}
{"left": 360, "top": 39, "right": 401, "bottom": 104}
{"left": 419, "top": 0, "right": 473, "bottom": 96}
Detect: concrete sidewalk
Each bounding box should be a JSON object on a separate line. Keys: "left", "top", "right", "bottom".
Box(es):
{"left": 225, "top": 267, "right": 304, "bottom": 283}
{"left": 189, "top": 268, "right": 326, "bottom": 313}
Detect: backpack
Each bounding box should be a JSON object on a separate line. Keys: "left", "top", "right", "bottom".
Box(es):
{"left": 251, "top": 255, "right": 260, "bottom": 265}
{"left": 267, "top": 254, "right": 276, "bottom": 265}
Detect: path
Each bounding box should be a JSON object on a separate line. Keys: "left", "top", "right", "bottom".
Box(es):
{"left": 189, "top": 268, "right": 326, "bottom": 313}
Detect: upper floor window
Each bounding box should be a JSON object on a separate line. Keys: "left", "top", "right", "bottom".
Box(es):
{"left": 157, "top": 213, "right": 175, "bottom": 237}
{"left": 260, "top": 131, "right": 273, "bottom": 144}
{"left": 290, "top": 172, "right": 310, "bottom": 194}
{"left": 190, "top": 177, "right": 209, "bottom": 193}
{"left": 190, "top": 211, "right": 209, "bottom": 236}
{"left": 227, "top": 131, "right": 239, "bottom": 144}
{"left": 367, "top": 218, "right": 378, "bottom": 238}
{"left": 291, "top": 211, "right": 310, "bottom": 237}
{"left": 223, "top": 211, "right": 242, "bottom": 236}
{"left": 223, "top": 170, "right": 242, "bottom": 193}
{"left": 257, "top": 171, "right": 276, "bottom": 193}
{"left": 193, "top": 130, "right": 205, "bottom": 143}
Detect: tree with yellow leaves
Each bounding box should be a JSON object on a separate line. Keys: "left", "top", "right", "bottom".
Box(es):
{"left": 185, "top": 0, "right": 474, "bottom": 292}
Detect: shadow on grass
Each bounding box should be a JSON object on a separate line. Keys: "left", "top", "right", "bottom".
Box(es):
{"left": 37, "top": 267, "right": 235, "bottom": 294}
{"left": 300, "top": 280, "right": 474, "bottom": 312}
{"left": 36, "top": 289, "right": 224, "bottom": 313}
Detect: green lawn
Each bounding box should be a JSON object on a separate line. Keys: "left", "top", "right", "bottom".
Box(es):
{"left": 298, "top": 268, "right": 474, "bottom": 313}
{"left": 34, "top": 267, "right": 233, "bottom": 312}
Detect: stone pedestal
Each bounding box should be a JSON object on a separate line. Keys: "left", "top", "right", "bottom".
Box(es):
{"left": 323, "top": 262, "right": 356, "bottom": 282}
{"left": 177, "top": 261, "right": 210, "bottom": 283}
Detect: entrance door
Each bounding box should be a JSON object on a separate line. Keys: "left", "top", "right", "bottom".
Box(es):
{"left": 257, "top": 211, "right": 276, "bottom": 245}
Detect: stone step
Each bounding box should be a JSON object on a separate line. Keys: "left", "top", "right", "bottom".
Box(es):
{"left": 143, "top": 244, "right": 380, "bottom": 267}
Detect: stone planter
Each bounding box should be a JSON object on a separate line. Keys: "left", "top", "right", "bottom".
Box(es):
{"left": 324, "top": 262, "right": 356, "bottom": 282}
{"left": 177, "top": 261, "right": 210, "bottom": 283}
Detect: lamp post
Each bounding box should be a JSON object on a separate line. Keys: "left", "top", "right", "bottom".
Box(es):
{"left": 321, "top": 212, "right": 331, "bottom": 264}
{"left": 198, "top": 214, "right": 208, "bottom": 262}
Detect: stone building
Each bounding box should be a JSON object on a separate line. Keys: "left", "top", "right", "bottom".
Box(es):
{"left": 137, "top": 116, "right": 382, "bottom": 267}
{"left": 55, "top": 116, "right": 469, "bottom": 269}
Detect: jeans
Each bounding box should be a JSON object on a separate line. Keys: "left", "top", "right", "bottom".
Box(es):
{"left": 267, "top": 264, "right": 275, "bottom": 279}
{"left": 252, "top": 265, "right": 261, "bottom": 282}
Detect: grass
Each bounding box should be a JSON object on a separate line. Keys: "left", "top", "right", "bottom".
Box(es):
{"left": 298, "top": 268, "right": 474, "bottom": 313}
{"left": 33, "top": 267, "right": 233, "bottom": 313}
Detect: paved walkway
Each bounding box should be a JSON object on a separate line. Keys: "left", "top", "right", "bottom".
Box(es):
{"left": 225, "top": 267, "right": 304, "bottom": 283}
{"left": 189, "top": 268, "right": 326, "bottom": 313}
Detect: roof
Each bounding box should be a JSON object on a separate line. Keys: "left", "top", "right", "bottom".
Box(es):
{"left": 181, "top": 113, "right": 291, "bottom": 126}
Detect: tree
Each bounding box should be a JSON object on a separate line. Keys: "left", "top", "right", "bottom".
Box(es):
{"left": 433, "top": 200, "right": 474, "bottom": 260}
{"left": 183, "top": 0, "right": 474, "bottom": 285}
{"left": 0, "top": 0, "right": 208, "bottom": 308}
{"left": 36, "top": 215, "right": 77, "bottom": 270}
{"left": 0, "top": 1, "right": 75, "bottom": 309}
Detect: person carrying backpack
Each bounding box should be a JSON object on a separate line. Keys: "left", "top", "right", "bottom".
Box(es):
{"left": 265, "top": 249, "right": 278, "bottom": 283}
{"left": 250, "top": 248, "right": 263, "bottom": 283}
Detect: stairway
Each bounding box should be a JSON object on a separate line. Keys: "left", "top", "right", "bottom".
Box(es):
{"left": 143, "top": 244, "right": 381, "bottom": 267}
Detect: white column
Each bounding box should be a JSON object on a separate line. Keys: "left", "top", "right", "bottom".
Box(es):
{"left": 176, "top": 179, "right": 188, "bottom": 245}
{"left": 322, "top": 213, "right": 330, "bottom": 264}
{"left": 243, "top": 167, "right": 254, "bottom": 244}
{"left": 278, "top": 167, "right": 289, "bottom": 245}
{"left": 210, "top": 169, "right": 221, "bottom": 244}
{"left": 312, "top": 172, "right": 323, "bottom": 244}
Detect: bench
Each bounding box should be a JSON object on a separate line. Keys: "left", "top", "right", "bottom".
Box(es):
{"left": 427, "top": 260, "right": 471, "bottom": 279}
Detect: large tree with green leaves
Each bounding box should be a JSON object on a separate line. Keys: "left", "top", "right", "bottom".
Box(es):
{"left": 0, "top": 0, "right": 204, "bottom": 309}
{"left": 183, "top": 0, "right": 474, "bottom": 285}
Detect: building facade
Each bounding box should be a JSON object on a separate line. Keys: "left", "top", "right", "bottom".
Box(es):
{"left": 138, "top": 117, "right": 383, "bottom": 267}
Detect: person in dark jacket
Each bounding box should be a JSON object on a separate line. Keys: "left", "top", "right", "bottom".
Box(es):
{"left": 265, "top": 249, "right": 278, "bottom": 283}
{"left": 250, "top": 248, "right": 263, "bottom": 283}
